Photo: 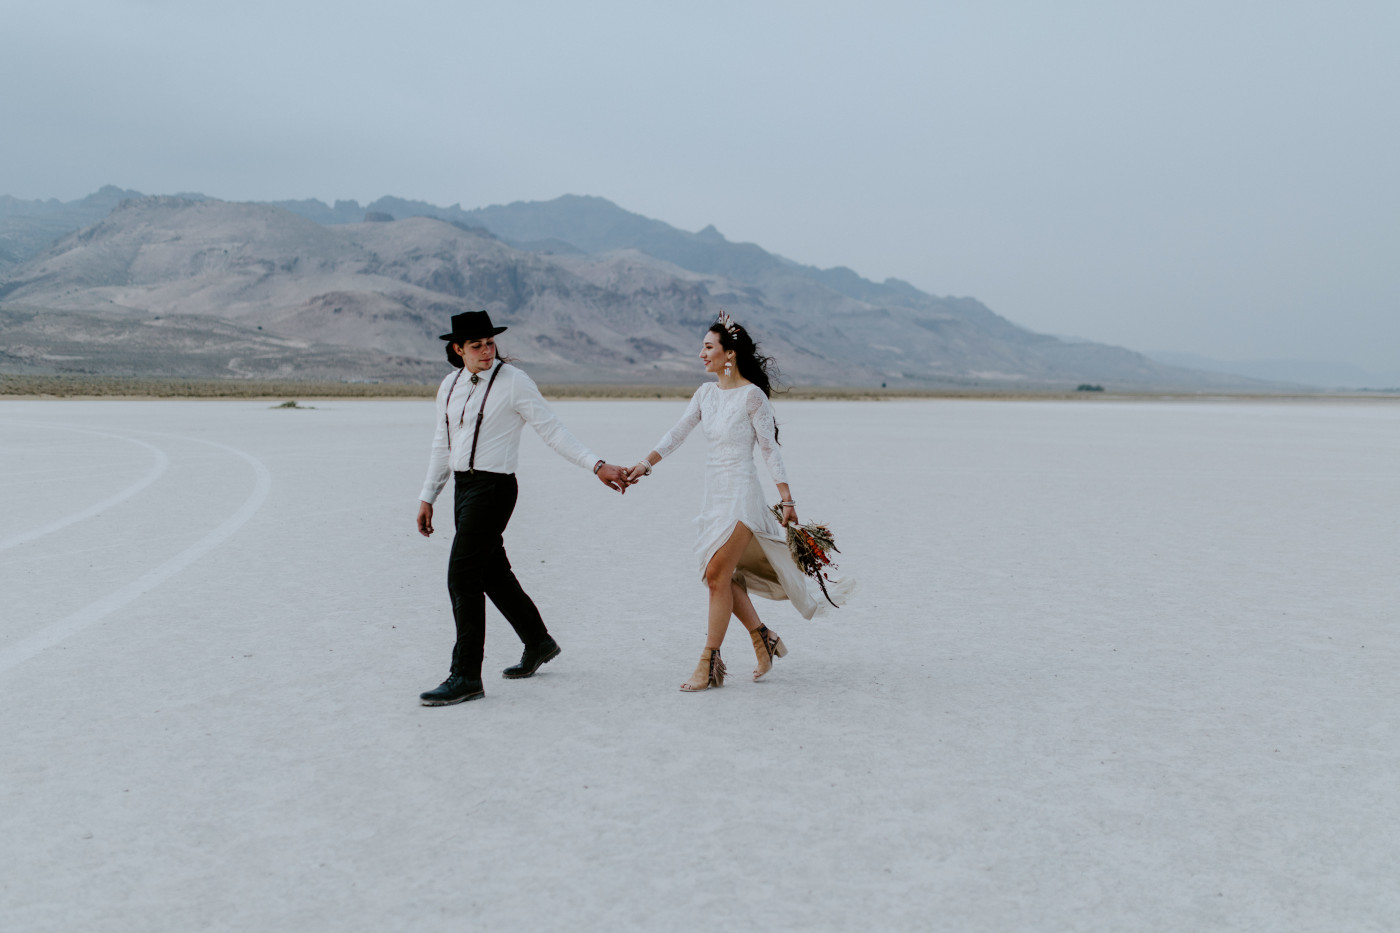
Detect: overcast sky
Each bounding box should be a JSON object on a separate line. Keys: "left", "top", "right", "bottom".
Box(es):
{"left": 3, "top": 0, "right": 1396, "bottom": 372}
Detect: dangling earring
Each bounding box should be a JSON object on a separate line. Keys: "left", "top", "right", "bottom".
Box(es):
{"left": 724, "top": 361, "right": 733, "bottom": 376}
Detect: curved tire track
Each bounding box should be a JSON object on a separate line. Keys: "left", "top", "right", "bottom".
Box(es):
{"left": 0, "top": 431, "right": 272, "bottom": 672}
{"left": 0, "top": 424, "right": 171, "bottom": 552}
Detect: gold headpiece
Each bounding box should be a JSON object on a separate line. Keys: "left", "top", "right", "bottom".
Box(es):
{"left": 716, "top": 309, "right": 742, "bottom": 337}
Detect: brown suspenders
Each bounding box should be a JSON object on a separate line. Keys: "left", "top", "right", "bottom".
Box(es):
{"left": 444, "top": 362, "right": 507, "bottom": 474}
{"left": 467, "top": 362, "right": 505, "bottom": 473}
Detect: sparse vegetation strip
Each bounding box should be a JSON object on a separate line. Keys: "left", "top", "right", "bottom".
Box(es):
{"left": 5, "top": 373, "right": 1387, "bottom": 402}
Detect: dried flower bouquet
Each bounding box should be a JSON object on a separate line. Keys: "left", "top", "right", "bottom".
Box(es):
{"left": 771, "top": 504, "right": 842, "bottom": 608}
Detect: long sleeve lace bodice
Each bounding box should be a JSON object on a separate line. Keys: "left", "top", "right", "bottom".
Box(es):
{"left": 744, "top": 384, "right": 787, "bottom": 485}
{"left": 652, "top": 383, "right": 787, "bottom": 484}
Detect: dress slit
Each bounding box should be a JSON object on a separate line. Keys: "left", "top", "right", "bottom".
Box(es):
{"left": 655, "top": 381, "right": 849, "bottom": 620}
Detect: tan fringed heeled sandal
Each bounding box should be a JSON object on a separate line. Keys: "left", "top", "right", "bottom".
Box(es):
{"left": 750, "top": 625, "right": 788, "bottom": 680}
{"left": 680, "top": 647, "right": 726, "bottom": 692}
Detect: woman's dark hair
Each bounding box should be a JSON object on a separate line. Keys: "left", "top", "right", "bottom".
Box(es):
{"left": 708, "top": 319, "right": 781, "bottom": 398}
{"left": 710, "top": 317, "right": 783, "bottom": 441}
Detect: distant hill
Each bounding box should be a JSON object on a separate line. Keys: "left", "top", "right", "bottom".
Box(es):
{"left": 0, "top": 186, "right": 149, "bottom": 276}
{"left": 271, "top": 193, "right": 969, "bottom": 307}
{"left": 0, "top": 189, "right": 1261, "bottom": 389}
{"left": 1145, "top": 350, "right": 1400, "bottom": 392}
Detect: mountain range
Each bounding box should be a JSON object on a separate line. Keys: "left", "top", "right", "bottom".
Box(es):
{"left": 1, "top": 187, "right": 1264, "bottom": 389}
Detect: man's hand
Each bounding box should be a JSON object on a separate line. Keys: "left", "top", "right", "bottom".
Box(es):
{"left": 417, "top": 501, "right": 434, "bottom": 537}
{"left": 595, "top": 463, "right": 631, "bottom": 494}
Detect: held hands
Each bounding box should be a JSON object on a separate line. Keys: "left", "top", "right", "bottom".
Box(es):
{"left": 599, "top": 458, "right": 655, "bottom": 492}
{"left": 594, "top": 463, "right": 633, "bottom": 494}
{"left": 418, "top": 466, "right": 629, "bottom": 536}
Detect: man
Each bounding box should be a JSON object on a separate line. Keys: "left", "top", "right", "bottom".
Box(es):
{"left": 416, "top": 310, "right": 631, "bottom": 706}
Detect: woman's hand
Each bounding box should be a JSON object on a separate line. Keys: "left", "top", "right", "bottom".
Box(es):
{"left": 775, "top": 485, "right": 798, "bottom": 526}
{"left": 625, "top": 459, "right": 653, "bottom": 484}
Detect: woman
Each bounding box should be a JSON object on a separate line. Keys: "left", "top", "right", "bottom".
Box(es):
{"left": 627, "top": 312, "right": 843, "bottom": 691}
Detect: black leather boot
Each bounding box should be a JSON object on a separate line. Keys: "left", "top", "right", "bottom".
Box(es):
{"left": 419, "top": 673, "right": 485, "bottom": 706}
{"left": 502, "top": 637, "right": 561, "bottom": 679}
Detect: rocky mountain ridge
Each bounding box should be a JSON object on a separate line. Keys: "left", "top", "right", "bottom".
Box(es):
{"left": 0, "top": 189, "right": 1257, "bottom": 388}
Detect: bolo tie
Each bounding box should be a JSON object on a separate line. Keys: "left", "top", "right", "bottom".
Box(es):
{"left": 444, "top": 364, "right": 505, "bottom": 473}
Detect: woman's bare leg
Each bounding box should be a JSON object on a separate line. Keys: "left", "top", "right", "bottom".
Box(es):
{"left": 734, "top": 577, "right": 795, "bottom": 679}
{"left": 702, "top": 522, "right": 753, "bottom": 648}
{"left": 730, "top": 582, "right": 764, "bottom": 633}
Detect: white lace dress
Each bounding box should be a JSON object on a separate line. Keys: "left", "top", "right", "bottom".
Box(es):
{"left": 653, "top": 382, "right": 847, "bottom": 619}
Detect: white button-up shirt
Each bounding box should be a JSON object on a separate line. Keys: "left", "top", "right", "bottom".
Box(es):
{"left": 418, "top": 360, "right": 600, "bottom": 504}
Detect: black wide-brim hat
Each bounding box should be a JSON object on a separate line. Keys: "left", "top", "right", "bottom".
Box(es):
{"left": 439, "top": 310, "right": 507, "bottom": 342}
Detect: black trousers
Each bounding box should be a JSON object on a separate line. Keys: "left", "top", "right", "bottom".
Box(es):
{"left": 447, "top": 470, "right": 549, "bottom": 679}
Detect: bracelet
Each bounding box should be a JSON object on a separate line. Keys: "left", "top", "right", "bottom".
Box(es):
{"left": 636, "top": 460, "right": 653, "bottom": 476}
{"left": 593, "top": 460, "right": 605, "bottom": 474}
{"left": 779, "top": 500, "right": 796, "bottom": 507}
